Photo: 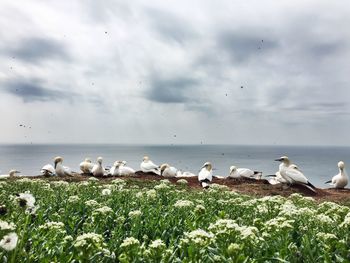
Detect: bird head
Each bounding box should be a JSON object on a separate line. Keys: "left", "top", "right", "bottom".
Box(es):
{"left": 229, "top": 166, "right": 237, "bottom": 175}
{"left": 274, "top": 156, "right": 290, "bottom": 164}
{"left": 338, "top": 161, "right": 345, "bottom": 170}
{"left": 54, "top": 156, "right": 63, "bottom": 168}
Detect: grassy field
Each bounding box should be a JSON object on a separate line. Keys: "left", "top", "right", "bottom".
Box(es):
{"left": 1, "top": 177, "right": 350, "bottom": 262}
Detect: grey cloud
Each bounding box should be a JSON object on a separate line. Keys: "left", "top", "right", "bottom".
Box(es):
{"left": 146, "top": 8, "right": 198, "bottom": 44}
{"left": 146, "top": 76, "right": 199, "bottom": 103}
{"left": 7, "top": 37, "right": 70, "bottom": 63}
{"left": 2, "top": 79, "right": 76, "bottom": 103}
{"left": 217, "top": 30, "right": 279, "bottom": 63}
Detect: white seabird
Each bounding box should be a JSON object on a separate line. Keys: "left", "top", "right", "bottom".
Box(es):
{"left": 266, "top": 164, "right": 297, "bottom": 185}
{"left": 160, "top": 163, "right": 178, "bottom": 177}
{"left": 110, "top": 161, "right": 122, "bottom": 176}
{"left": 80, "top": 158, "right": 94, "bottom": 174}
{"left": 175, "top": 171, "right": 197, "bottom": 178}
{"left": 117, "top": 161, "right": 135, "bottom": 176}
{"left": 91, "top": 157, "right": 105, "bottom": 177}
{"left": 0, "top": 170, "right": 21, "bottom": 180}
{"left": 198, "top": 162, "right": 213, "bottom": 188}
{"left": 140, "top": 156, "right": 160, "bottom": 175}
{"left": 229, "top": 165, "right": 262, "bottom": 180}
{"left": 275, "top": 156, "right": 316, "bottom": 190}
{"left": 41, "top": 164, "right": 55, "bottom": 176}
{"left": 54, "top": 157, "right": 73, "bottom": 177}
{"left": 325, "top": 161, "right": 348, "bottom": 189}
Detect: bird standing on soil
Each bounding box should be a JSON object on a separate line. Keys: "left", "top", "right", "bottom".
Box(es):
{"left": 275, "top": 156, "right": 316, "bottom": 191}
{"left": 140, "top": 156, "right": 160, "bottom": 175}
{"left": 41, "top": 164, "right": 55, "bottom": 176}
{"left": 198, "top": 162, "right": 213, "bottom": 188}
{"left": 80, "top": 158, "right": 94, "bottom": 174}
{"left": 160, "top": 163, "right": 178, "bottom": 177}
{"left": 175, "top": 171, "right": 197, "bottom": 178}
{"left": 91, "top": 157, "right": 105, "bottom": 177}
{"left": 228, "top": 165, "right": 262, "bottom": 180}
{"left": 0, "top": 170, "right": 21, "bottom": 179}
{"left": 117, "top": 161, "right": 135, "bottom": 176}
{"left": 325, "top": 161, "right": 348, "bottom": 189}
{"left": 54, "top": 157, "right": 73, "bottom": 177}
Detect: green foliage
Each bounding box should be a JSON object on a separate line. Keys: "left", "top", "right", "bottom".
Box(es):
{"left": 0, "top": 179, "right": 349, "bottom": 262}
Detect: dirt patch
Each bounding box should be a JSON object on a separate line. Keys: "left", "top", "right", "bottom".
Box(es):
{"left": 17, "top": 172, "right": 350, "bottom": 204}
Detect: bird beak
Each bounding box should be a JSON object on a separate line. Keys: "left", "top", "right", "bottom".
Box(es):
{"left": 16, "top": 171, "right": 21, "bottom": 174}
{"left": 265, "top": 174, "right": 276, "bottom": 177}
{"left": 274, "top": 158, "right": 282, "bottom": 162}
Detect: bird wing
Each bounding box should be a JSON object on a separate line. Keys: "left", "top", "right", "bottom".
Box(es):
{"left": 238, "top": 168, "right": 254, "bottom": 178}
{"left": 142, "top": 161, "right": 159, "bottom": 170}
{"left": 285, "top": 168, "right": 309, "bottom": 184}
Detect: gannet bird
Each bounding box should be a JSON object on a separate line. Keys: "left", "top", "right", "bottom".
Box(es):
{"left": 41, "top": 164, "right": 55, "bottom": 176}
{"left": 0, "top": 170, "right": 21, "bottom": 179}
{"left": 80, "top": 158, "right": 94, "bottom": 174}
{"left": 175, "top": 171, "right": 197, "bottom": 178}
{"left": 54, "top": 157, "right": 73, "bottom": 177}
{"left": 140, "top": 156, "right": 160, "bottom": 175}
{"left": 275, "top": 156, "right": 316, "bottom": 190}
{"left": 160, "top": 163, "right": 178, "bottom": 177}
{"left": 229, "top": 166, "right": 262, "bottom": 180}
{"left": 117, "top": 161, "right": 135, "bottom": 176}
{"left": 266, "top": 164, "right": 298, "bottom": 185}
{"left": 91, "top": 157, "right": 105, "bottom": 177}
{"left": 198, "top": 162, "right": 213, "bottom": 188}
{"left": 325, "top": 161, "right": 348, "bottom": 189}
{"left": 110, "top": 161, "right": 122, "bottom": 176}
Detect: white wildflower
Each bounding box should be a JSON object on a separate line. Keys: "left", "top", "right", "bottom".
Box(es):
{"left": 88, "top": 177, "right": 99, "bottom": 182}
{"left": 0, "top": 220, "right": 15, "bottom": 231}
{"left": 93, "top": 206, "right": 113, "bottom": 216}
{"left": 102, "top": 189, "right": 111, "bottom": 196}
{"left": 135, "top": 192, "right": 143, "bottom": 198}
{"left": 316, "top": 214, "right": 334, "bottom": 225}
{"left": 39, "top": 221, "right": 65, "bottom": 231}
{"left": 120, "top": 237, "right": 140, "bottom": 248}
{"left": 176, "top": 179, "right": 188, "bottom": 185}
{"left": 0, "top": 232, "right": 18, "bottom": 251}
{"left": 68, "top": 195, "right": 80, "bottom": 203}
{"left": 181, "top": 229, "right": 214, "bottom": 246}
{"left": 74, "top": 233, "right": 104, "bottom": 249}
{"left": 154, "top": 183, "right": 170, "bottom": 190}
{"left": 149, "top": 239, "right": 166, "bottom": 250}
{"left": 85, "top": 200, "right": 99, "bottom": 207}
{"left": 174, "top": 200, "right": 194, "bottom": 208}
{"left": 146, "top": 189, "right": 157, "bottom": 199}
{"left": 128, "top": 210, "right": 142, "bottom": 218}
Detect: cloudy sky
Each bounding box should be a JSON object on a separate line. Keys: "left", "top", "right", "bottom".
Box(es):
{"left": 0, "top": 0, "right": 349, "bottom": 145}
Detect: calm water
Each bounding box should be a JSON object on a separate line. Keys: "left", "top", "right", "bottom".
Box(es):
{"left": 0, "top": 144, "right": 349, "bottom": 187}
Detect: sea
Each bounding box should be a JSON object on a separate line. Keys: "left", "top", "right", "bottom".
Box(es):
{"left": 0, "top": 144, "right": 349, "bottom": 187}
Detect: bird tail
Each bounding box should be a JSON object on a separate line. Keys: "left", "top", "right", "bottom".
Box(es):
{"left": 307, "top": 181, "right": 316, "bottom": 189}
{"left": 253, "top": 171, "right": 263, "bottom": 179}
{"left": 324, "top": 180, "right": 332, "bottom": 184}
